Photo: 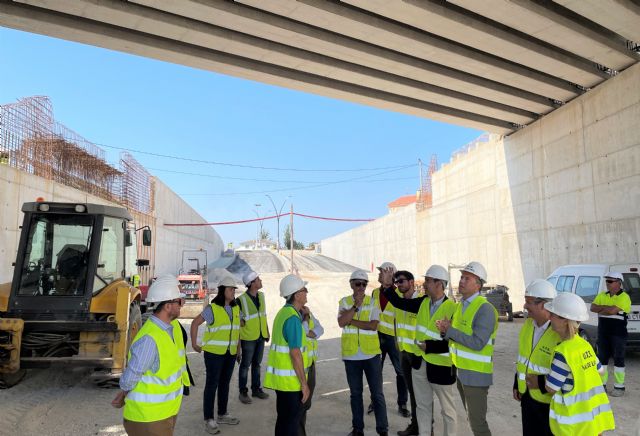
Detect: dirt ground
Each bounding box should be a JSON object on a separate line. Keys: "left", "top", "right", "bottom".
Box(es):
{"left": 1, "top": 271, "right": 639, "bottom": 436}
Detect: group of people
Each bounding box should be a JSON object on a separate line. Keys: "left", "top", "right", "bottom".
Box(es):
{"left": 111, "top": 261, "right": 629, "bottom": 436}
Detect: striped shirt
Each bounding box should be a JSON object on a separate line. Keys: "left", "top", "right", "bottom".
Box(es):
{"left": 545, "top": 351, "right": 602, "bottom": 394}
{"left": 119, "top": 315, "right": 175, "bottom": 392}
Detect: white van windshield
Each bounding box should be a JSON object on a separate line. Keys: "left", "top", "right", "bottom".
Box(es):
{"left": 622, "top": 273, "right": 640, "bottom": 305}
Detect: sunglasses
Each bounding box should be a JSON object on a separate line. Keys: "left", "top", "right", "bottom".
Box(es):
{"left": 169, "top": 298, "right": 184, "bottom": 307}
{"left": 352, "top": 281, "right": 368, "bottom": 287}
{"left": 394, "top": 278, "right": 408, "bottom": 284}
{"left": 605, "top": 279, "right": 619, "bottom": 284}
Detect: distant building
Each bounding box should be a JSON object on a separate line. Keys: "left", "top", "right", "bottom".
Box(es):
{"left": 238, "top": 239, "right": 277, "bottom": 250}
{"left": 387, "top": 194, "right": 417, "bottom": 212}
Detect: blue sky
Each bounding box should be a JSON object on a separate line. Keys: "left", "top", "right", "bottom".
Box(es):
{"left": 1, "top": 27, "right": 481, "bottom": 246}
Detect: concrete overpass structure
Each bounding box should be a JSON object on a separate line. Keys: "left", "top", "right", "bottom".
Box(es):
{"left": 0, "top": 0, "right": 638, "bottom": 134}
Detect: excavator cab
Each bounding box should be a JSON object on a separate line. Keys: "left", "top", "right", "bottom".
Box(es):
{"left": 0, "top": 202, "right": 151, "bottom": 387}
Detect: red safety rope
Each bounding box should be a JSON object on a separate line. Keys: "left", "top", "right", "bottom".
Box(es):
{"left": 163, "top": 212, "right": 373, "bottom": 226}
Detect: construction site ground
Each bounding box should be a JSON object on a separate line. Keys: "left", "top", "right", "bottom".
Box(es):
{"left": 1, "top": 257, "right": 639, "bottom": 436}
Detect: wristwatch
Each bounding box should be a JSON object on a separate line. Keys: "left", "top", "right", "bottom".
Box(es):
{"left": 351, "top": 305, "right": 359, "bottom": 313}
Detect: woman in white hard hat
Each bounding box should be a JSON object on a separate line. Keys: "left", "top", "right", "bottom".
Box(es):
{"left": 513, "top": 279, "right": 561, "bottom": 436}
{"left": 526, "top": 292, "right": 615, "bottom": 435}
{"left": 191, "top": 277, "right": 241, "bottom": 435}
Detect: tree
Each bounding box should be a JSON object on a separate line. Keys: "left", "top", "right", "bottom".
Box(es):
{"left": 259, "top": 228, "right": 270, "bottom": 241}
{"left": 283, "top": 224, "right": 305, "bottom": 250}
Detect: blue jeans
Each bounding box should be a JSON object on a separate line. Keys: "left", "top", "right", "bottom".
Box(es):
{"left": 344, "top": 355, "right": 388, "bottom": 433}
{"left": 203, "top": 351, "right": 236, "bottom": 420}
{"left": 239, "top": 338, "right": 265, "bottom": 392}
{"left": 379, "top": 331, "right": 408, "bottom": 406}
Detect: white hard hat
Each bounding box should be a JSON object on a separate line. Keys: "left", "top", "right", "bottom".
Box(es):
{"left": 146, "top": 274, "right": 183, "bottom": 303}
{"left": 377, "top": 261, "right": 397, "bottom": 273}
{"left": 243, "top": 271, "right": 259, "bottom": 286}
{"left": 544, "top": 293, "right": 589, "bottom": 322}
{"left": 350, "top": 270, "right": 369, "bottom": 282}
{"left": 525, "top": 279, "right": 557, "bottom": 300}
{"left": 604, "top": 272, "right": 624, "bottom": 282}
{"left": 460, "top": 261, "right": 487, "bottom": 283}
{"left": 218, "top": 276, "right": 238, "bottom": 288}
{"left": 279, "top": 274, "right": 307, "bottom": 298}
{"left": 424, "top": 265, "right": 449, "bottom": 283}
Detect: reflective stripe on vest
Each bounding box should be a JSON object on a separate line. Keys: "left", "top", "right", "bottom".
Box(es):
{"left": 549, "top": 336, "right": 615, "bottom": 435}
{"left": 202, "top": 304, "right": 240, "bottom": 355}
{"left": 238, "top": 291, "right": 269, "bottom": 341}
{"left": 449, "top": 296, "right": 498, "bottom": 374}
{"left": 264, "top": 305, "right": 308, "bottom": 392}
{"left": 372, "top": 287, "right": 399, "bottom": 336}
{"left": 307, "top": 314, "right": 318, "bottom": 365}
{"left": 516, "top": 318, "right": 561, "bottom": 404}
{"left": 123, "top": 319, "right": 185, "bottom": 422}
{"left": 341, "top": 295, "right": 381, "bottom": 357}
{"left": 415, "top": 297, "right": 457, "bottom": 366}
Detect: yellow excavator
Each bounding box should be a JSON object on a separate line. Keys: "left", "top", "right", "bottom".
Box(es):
{"left": 0, "top": 201, "right": 151, "bottom": 388}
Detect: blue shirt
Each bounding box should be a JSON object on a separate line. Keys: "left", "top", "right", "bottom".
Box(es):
{"left": 546, "top": 351, "right": 602, "bottom": 394}
{"left": 201, "top": 304, "right": 233, "bottom": 324}
{"left": 119, "top": 315, "right": 174, "bottom": 392}
{"left": 282, "top": 304, "right": 302, "bottom": 349}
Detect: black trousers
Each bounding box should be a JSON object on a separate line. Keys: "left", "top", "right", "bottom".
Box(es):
{"left": 275, "top": 390, "right": 303, "bottom": 436}
{"left": 520, "top": 391, "right": 552, "bottom": 436}
{"left": 299, "top": 363, "right": 316, "bottom": 436}
{"left": 401, "top": 351, "right": 418, "bottom": 429}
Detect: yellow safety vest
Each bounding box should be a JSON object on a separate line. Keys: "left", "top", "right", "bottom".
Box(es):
{"left": 415, "top": 297, "right": 457, "bottom": 366}
{"left": 516, "top": 318, "right": 561, "bottom": 404}
{"left": 449, "top": 296, "right": 498, "bottom": 374}
{"left": 340, "top": 295, "right": 381, "bottom": 357}
{"left": 549, "top": 335, "right": 615, "bottom": 435}
{"left": 202, "top": 304, "right": 240, "bottom": 355}
{"left": 264, "top": 305, "right": 308, "bottom": 392}
{"left": 123, "top": 319, "right": 189, "bottom": 422}
{"left": 394, "top": 291, "right": 420, "bottom": 354}
{"left": 238, "top": 291, "right": 269, "bottom": 341}
{"left": 372, "top": 287, "right": 400, "bottom": 336}
{"left": 307, "top": 313, "right": 318, "bottom": 365}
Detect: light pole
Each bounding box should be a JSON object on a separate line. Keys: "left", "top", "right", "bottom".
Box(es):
{"left": 253, "top": 203, "right": 262, "bottom": 250}
{"left": 265, "top": 194, "right": 288, "bottom": 253}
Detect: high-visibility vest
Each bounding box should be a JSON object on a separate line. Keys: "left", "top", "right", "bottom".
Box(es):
{"left": 372, "top": 287, "right": 400, "bottom": 336}
{"left": 264, "top": 305, "right": 308, "bottom": 392}
{"left": 123, "top": 319, "right": 189, "bottom": 422}
{"left": 414, "top": 297, "right": 457, "bottom": 366}
{"left": 394, "top": 291, "right": 420, "bottom": 353}
{"left": 516, "top": 318, "right": 561, "bottom": 404}
{"left": 238, "top": 291, "right": 269, "bottom": 341}
{"left": 307, "top": 313, "right": 318, "bottom": 365}
{"left": 549, "top": 335, "right": 615, "bottom": 435}
{"left": 340, "top": 295, "right": 381, "bottom": 357}
{"left": 449, "top": 296, "right": 498, "bottom": 374}
{"left": 202, "top": 304, "right": 240, "bottom": 355}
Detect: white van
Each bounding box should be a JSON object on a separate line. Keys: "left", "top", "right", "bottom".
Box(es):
{"left": 546, "top": 264, "right": 640, "bottom": 351}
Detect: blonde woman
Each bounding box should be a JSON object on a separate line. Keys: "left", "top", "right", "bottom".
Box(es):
{"left": 526, "top": 292, "right": 614, "bottom": 435}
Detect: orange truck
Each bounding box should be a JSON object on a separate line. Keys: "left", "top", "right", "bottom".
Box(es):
{"left": 177, "top": 249, "right": 208, "bottom": 300}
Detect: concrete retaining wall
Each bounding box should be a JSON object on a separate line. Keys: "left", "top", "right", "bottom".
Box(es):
{"left": 0, "top": 165, "right": 223, "bottom": 284}
{"left": 322, "top": 63, "right": 640, "bottom": 305}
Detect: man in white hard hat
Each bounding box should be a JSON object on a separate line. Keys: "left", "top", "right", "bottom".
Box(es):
{"left": 369, "top": 262, "right": 410, "bottom": 419}
{"left": 264, "top": 274, "right": 310, "bottom": 436}
{"left": 382, "top": 265, "right": 458, "bottom": 436}
{"left": 339, "top": 270, "right": 388, "bottom": 436}
{"left": 513, "top": 279, "right": 561, "bottom": 436}
{"left": 591, "top": 271, "right": 631, "bottom": 397}
{"left": 436, "top": 261, "right": 497, "bottom": 436}
{"left": 111, "top": 274, "right": 190, "bottom": 436}
{"left": 237, "top": 270, "right": 270, "bottom": 404}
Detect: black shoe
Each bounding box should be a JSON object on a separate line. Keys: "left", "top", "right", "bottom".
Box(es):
{"left": 378, "top": 433, "right": 389, "bottom": 436}
{"left": 398, "top": 405, "right": 411, "bottom": 418}
{"left": 348, "top": 430, "right": 365, "bottom": 436}
{"left": 252, "top": 389, "right": 269, "bottom": 399}
{"left": 367, "top": 403, "right": 374, "bottom": 415}
{"left": 397, "top": 424, "right": 418, "bottom": 436}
